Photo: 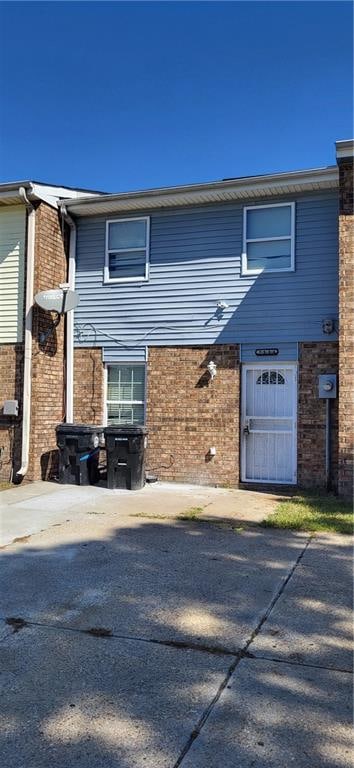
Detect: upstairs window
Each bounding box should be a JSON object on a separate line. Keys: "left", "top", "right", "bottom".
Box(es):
{"left": 106, "top": 364, "right": 145, "bottom": 425}
{"left": 242, "top": 203, "right": 295, "bottom": 275}
{"left": 105, "top": 217, "right": 150, "bottom": 282}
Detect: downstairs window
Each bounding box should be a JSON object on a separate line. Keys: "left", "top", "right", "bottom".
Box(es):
{"left": 106, "top": 364, "right": 145, "bottom": 425}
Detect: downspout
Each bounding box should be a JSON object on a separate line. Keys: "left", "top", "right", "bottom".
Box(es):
{"left": 61, "top": 205, "right": 76, "bottom": 423}
{"left": 17, "top": 187, "right": 36, "bottom": 478}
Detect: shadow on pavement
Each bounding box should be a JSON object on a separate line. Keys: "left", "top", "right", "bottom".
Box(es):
{"left": 0, "top": 518, "right": 352, "bottom": 767}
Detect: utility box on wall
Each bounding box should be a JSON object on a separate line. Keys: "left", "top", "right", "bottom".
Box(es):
{"left": 3, "top": 400, "right": 19, "bottom": 416}
{"left": 318, "top": 374, "right": 337, "bottom": 399}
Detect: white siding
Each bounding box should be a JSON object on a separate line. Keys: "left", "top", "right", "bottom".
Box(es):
{"left": 0, "top": 206, "right": 26, "bottom": 343}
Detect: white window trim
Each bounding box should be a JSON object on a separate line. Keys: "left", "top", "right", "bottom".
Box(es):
{"left": 104, "top": 216, "right": 150, "bottom": 284}
{"left": 104, "top": 362, "right": 147, "bottom": 426}
{"left": 241, "top": 202, "right": 295, "bottom": 276}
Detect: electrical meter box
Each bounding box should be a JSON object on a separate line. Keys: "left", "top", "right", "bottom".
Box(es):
{"left": 3, "top": 400, "right": 19, "bottom": 416}
{"left": 318, "top": 374, "right": 337, "bottom": 399}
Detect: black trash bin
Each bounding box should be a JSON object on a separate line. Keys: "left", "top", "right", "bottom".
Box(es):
{"left": 104, "top": 426, "right": 148, "bottom": 490}
{"left": 56, "top": 424, "right": 103, "bottom": 485}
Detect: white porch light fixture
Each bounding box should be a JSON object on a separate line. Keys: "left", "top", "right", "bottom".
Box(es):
{"left": 207, "top": 361, "right": 217, "bottom": 379}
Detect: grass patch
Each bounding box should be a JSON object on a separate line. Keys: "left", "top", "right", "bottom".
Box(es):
{"left": 262, "top": 493, "right": 353, "bottom": 535}
{"left": 210, "top": 521, "right": 245, "bottom": 533}
{"left": 177, "top": 506, "right": 204, "bottom": 521}
{"left": 130, "top": 513, "right": 169, "bottom": 520}
{"left": 0, "top": 482, "right": 12, "bottom": 492}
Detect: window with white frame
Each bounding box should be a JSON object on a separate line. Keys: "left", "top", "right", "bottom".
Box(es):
{"left": 106, "top": 364, "right": 145, "bottom": 425}
{"left": 242, "top": 203, "right": 295, "bottom": 275}
{"left": 105, "top": 217, "right": 150, "bottom": 282}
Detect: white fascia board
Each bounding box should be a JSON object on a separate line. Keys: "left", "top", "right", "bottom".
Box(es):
{"left": 0, "top": 182, "right": 102, "bottom": 210}
{"left": 31, "top": 183, "right": 101, "bottom": 209}
{"left": 59, "top": 166, "right": 339, "bottom": 217}
{"left": 336, "top": 140, "right": 354, "bottom": 159}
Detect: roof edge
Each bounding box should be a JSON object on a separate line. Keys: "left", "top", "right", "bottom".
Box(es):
{"left": 0, "top": 181, "right": 103, "bottom": 209}
{"left": 59, "top": 165, "right": 339, "bottom": 217}
{"left": 336, "top": 139, "right": 354, "bottom": 160}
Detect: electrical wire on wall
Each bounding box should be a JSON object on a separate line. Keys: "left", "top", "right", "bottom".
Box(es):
{"left": 146, "top": 454, "right": 175, "bottom": 476}
{"left": 75, "top": 322, "right": 186, "bottom": 349}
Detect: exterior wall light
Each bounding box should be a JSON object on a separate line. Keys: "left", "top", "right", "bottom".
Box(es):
{"left": 322, "top": 318, "right": 335, "bottom": 334}
{"left": 207, "top": 361, "right": 217, "bottom": 379}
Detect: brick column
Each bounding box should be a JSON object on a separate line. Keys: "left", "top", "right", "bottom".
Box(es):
{"left": 298, "top": 342, "right": 338, "bottom": 489}
{"left": 73, "top": 347, "right": 105, "bottom": 425}
{"left": 27, "top": 203, "right": 67, "bottom": 481}
{"left": 337, "top": 143, "right": 354, "bottom": 499}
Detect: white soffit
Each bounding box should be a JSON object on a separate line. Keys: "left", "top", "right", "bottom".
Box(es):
{"left": 59, "top": 166, "right": 339, "bottom": 217}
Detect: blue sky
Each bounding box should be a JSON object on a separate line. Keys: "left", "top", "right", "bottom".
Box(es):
{"left": 0, "top": 1, "right": 352, "bottom": 192}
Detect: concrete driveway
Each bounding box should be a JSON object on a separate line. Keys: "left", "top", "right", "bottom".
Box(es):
{"left": 0, "top": 482, "right": 352, "bottom": 767}
{"left": 0, "top": 480, "right": 280, "bottom": 547}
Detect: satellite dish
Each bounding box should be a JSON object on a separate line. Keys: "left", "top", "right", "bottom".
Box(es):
{"left": 35, "top": 288, "right": 79, "bottom": 314}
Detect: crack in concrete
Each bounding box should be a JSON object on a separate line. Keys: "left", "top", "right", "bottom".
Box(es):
{"left": 0, "top": 615, "right": 239, "bottom": 657}
{"left": 248, "top": 654, "right": 353, "bottom": 675}
{"left": 172, "top": 534, "right": 313, "bottom": 768}
{"left": 1, "top": 614, "right": 350, "bottom": 676}
{"left": 5, "top": 617, "right": 28, "bottom": 633}
{"left": 1, "top": 520, "right": 72, "bottom": 550}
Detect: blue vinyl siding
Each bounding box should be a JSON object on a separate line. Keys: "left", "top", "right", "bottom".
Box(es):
{"left": 103, "top": 346, "right": 147, "bottom": 363}
{"left": 74, "top": 191, "right": 338, "bottom": 355}
{"left": 240, "top": 343, "right": 298, "bottom": 362}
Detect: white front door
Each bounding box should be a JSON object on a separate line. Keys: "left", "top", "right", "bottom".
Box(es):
{"left": 241, "top": 364, "right": 297, "bottom": 484}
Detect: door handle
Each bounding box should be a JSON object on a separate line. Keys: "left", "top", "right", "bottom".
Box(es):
{"left": 243, "top": 424, "right": 250, "bottom": 435}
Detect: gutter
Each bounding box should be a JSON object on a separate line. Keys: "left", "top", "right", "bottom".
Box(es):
{"left": 61, "top": 205, "right": 76, "bottom": 423}
{"left": 0, "top": 181, "right": 33, "bottom": 196}
{"left": 59, "top": 165, "right": 339, "bottom": 216}
{"left": 17, "top": 187, "right": 36, "bottom": 478}
{"left": 335, "top": 139, "right": 354, "bottom": 160}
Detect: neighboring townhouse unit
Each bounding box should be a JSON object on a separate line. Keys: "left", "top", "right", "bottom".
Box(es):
{"left": 57, "top": 140, "right": 353, "bottom": 497}
{"left": 0, "top": 182, "right": 99, "bottom": 483}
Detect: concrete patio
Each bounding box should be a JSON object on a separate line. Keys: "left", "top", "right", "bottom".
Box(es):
{"left": 0, "top": 480, "right": 282, "bottom": 548}
{"left": 0, "top": 481, "right": 352, "bottom": 766}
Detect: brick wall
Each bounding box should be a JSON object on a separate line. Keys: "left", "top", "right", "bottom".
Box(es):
{"left": 73, "top": 347, "right": 105, "bottom": 425}
{"left": 0, "top": 344, "right": 24, "bottom": 481}
{"left": 146, "top": 345, "right": 240, "bottom": 486}
{"left": 27, "top": 203, "right": 67, "bottom": 481}
{"left": 70, "top": 342, "right": 343, "bottom": 492}
{"left": 298, "top": 341, "right": 339, "bottom": 489}
{"left": 338, "top": 157, "right": 354, "bottom": 499}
